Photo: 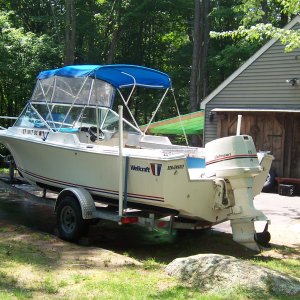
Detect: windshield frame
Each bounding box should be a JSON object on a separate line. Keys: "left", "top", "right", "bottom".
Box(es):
{"left": 13, "top": 102, "right": 141, "bottom": 135}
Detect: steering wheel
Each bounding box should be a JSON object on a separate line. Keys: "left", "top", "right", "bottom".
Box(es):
{"left": 88, "top": 126, "right": 105, "bottom": 142}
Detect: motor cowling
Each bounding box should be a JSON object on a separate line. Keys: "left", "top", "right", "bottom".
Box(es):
{"left": 205, "top": 135, "right": 261, "bottom": 178}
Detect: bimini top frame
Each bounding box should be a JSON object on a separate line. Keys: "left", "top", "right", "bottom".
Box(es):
{"left": 36, "top": 64, "right": 172, "bottom": 90}
{"left": 30, "top": 64, "right": 172, "bottom": 133}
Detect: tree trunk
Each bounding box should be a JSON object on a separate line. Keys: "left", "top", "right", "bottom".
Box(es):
{"left": 102, "top": 0, "right": 120, "bottom": 63}
{"left": 280, "top": 10, "right": 288, "bottom": 27}
{"left": 0, "top": 84, "right": 3, "bottom": 116}
{"left": 106, "top": 27, "right": 120, "bottom": 64}
{"left": 190, "top": 0, "right": 201, "bottom": 114}
{"left": 203, "top": 0, "right": 210, "bottom": 98}
{"left": 189, "top": 0, "right": 210, "bottom": 146}
{"left": 64, "top": 0, "right": 76, "bottom": 65}
{"left": 196, "top": 0, "right": 210, "bottom": 105}
{"left": 261, "top": 0, "right": 268, "bottom": 23}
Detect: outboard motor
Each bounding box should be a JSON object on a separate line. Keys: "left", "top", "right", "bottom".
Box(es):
{"left": 205, "top": 135, "right": 271, "bottom": 251}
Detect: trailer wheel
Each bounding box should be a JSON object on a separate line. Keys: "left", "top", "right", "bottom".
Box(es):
{"left": 56, "top": 196, "right": 89, "bottom": 242}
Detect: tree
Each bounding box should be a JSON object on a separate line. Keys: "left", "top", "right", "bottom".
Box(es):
{"left": 0, "top": 10, "right": 61, "bottom": 122}
{"left": 0, "top": 0, "right": 194, "bottom": 126}
{"left": 64, "top": 0, "right": 76, "bottom": 65}
{"left": 190, "top": 0, "right": 210, "bottom": 112}
{"left": 210, "top": 0, "right": 300, "bottom": 52}
{"left": 3, "top": 0, "right": 298, "bottom": 139}
{"left": 189, "top": 0, "right": 210, "bottom": 145}
{"left": 0, "top": 0, "right": 64, "bottom": 38}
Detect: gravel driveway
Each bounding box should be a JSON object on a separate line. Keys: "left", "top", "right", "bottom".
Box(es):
{"left": 214, "top": 193, "right": 300, "bottom": 248}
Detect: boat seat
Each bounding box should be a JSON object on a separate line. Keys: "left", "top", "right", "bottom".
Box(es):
{"left": 95, "top": 133, "right": 127, "bottom": 147}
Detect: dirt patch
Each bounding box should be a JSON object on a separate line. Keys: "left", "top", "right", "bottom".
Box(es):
{"left": 0, "top": 220, "right": 141, "bottom": 270}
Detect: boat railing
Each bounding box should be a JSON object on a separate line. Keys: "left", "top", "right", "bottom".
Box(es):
{"left": 0, "top": 116, "right": 18, "bottom": 130}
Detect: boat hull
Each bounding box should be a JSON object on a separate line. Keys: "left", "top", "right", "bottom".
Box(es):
{"left": 0, "top": 131, "right": 229, "bottom": 223}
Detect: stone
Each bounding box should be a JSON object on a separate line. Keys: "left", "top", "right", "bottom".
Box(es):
{"left": 165, "top": 254, "right": 300, "bottom": 296}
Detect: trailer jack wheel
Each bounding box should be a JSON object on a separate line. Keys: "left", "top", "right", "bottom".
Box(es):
{"left": 56, "top": 196, "right": 89, "bottom": 242}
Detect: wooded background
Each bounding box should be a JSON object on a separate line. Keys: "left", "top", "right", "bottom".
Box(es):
{"left": 0, "top": 0, "right": 298, "bottom": 129}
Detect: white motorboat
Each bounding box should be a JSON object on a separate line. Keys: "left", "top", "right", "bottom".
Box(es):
{"left": 0, "top": 64, "right": 273, "bottom": 250}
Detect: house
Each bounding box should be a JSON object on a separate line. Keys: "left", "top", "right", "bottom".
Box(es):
{"left": 201, "top": 16, "right": 300, "bottom": 178}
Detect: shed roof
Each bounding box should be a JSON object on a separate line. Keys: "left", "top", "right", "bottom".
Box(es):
{"left": 141, "top": 111, "right": 204, "bottom": 135}
{"left": 212, "top": 108, "right": 300, "bottom": 113}
{"left": 200, "top": 15, "right": 300, "bottom": 109}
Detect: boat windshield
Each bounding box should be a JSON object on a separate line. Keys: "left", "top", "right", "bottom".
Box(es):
{"left": 13, "top": 103, "right": 140, "bottom": 134}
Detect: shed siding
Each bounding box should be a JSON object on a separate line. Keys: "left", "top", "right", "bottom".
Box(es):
{"left": 204, "top": 24, "right": 300, "bottom": 143}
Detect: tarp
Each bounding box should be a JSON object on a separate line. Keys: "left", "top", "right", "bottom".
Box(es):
{"left": 37, "top": 64, "right": 172, "bottom": 89}
{"left": 142, "top": 111, "right": 204, "bottom": 135}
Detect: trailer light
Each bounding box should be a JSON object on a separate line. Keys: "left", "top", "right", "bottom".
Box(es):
{"left": 157, "top": 221, "right": 166, "bottom": 227}
{"left": 121, "top": 216, "right": 138, "bottom": 224}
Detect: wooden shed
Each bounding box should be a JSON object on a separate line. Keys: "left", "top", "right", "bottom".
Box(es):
{"left": 201, "top": 16, "right": 300, "bottom": 178}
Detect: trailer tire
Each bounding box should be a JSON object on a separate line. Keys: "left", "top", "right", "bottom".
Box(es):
{"left": 56, "top": 195, "right": 89, "bottom": 242}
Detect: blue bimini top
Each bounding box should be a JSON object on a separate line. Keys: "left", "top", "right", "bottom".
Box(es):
{"left": 37, "top": 64, "right": 172, "bottom": 89}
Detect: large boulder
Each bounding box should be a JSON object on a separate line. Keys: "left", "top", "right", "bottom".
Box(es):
{"left": 165, "top": 254, "right": 300, "bottom": 296}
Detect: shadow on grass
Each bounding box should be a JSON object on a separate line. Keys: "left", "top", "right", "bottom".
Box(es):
{"left": 249, "top": 245, "right": 300, "bottom": 278}
{"left": 0, "top": 192, "right": 299, "bottom": 268}
{"left": 270, "top": 243, "right": 300, "bottom": 256}
{"left": 0, "top": 271, "right": 37, "bottom": 298}
{"left": 0, "top": 269, "right": 63, "bottom": 298}
{"left": 0, "top": 238, "right": 56, "bottom": 268}
{"left": 148, "top": 284, "right": 300, "bottom": 300}
{"left": 88, "top": 221, "right": 256, "bottom": 263}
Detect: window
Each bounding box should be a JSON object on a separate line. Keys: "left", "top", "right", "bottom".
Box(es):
{"left": 14, "top": 105, "right": 46, "bottom": 129}
{"left": 102, "top": 109, "right": 140, "bottom": 134}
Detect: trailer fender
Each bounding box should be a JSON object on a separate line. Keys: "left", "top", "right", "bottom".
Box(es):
{"left": 55, "top": 187, "right": 96, "bottom": 219}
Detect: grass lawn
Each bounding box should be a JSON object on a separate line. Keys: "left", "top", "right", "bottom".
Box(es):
{"left": 0, "top": 222, "right": 299, "bottom": 300}
{"left": 0, "top": 168, "right": 9, "bottom": 174}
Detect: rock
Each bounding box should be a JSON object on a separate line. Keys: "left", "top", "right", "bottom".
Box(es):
{"left": 165, "top": 254, "right": 300, "bottom": 296}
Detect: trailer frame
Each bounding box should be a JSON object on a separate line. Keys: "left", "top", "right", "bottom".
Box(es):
{"left": 0, "top": 170, "right": 211, "bottom": 242}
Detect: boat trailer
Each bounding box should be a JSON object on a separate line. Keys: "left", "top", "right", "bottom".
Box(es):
{"left": 0, "top": 168, "right": 212, "bottom": 241}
